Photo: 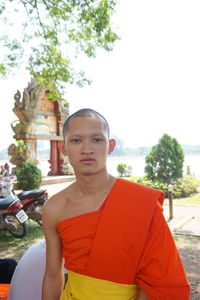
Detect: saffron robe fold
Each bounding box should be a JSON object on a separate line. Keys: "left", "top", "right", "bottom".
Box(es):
{"left": 57, "top": 178, "right": 190, "bottom": 300}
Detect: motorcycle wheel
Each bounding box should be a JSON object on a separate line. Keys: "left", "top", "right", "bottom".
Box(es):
{"left": 28, "top": 202, "right": 43, "bottom": 226}
{"left": 5, "top": 215, "right": 28, "bottom": 238}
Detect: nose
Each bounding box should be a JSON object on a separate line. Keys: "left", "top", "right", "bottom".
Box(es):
{"left": 80, "top": 140, "right": 94, "bottom": 155}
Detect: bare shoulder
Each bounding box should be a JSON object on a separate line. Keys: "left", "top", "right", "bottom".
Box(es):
{"left": 42, "top": 182, "right": 75, "bottom": 225}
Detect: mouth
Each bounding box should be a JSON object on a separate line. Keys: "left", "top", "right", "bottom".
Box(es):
{"left": 80, "top": 158, "right": 95, "bottom": 164}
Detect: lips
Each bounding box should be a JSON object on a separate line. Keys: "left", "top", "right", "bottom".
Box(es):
{"left": 80, "top": 158, "right": 95, "bottom": 164}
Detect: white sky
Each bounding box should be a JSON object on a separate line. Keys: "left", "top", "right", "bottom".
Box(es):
{"left": 1, "top": 0, "right": 200, "bottom": 151}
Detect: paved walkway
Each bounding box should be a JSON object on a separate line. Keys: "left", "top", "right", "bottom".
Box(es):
{"left": 163, "top": 204, "right": 200, "bottom": 236}
{"left": 41, "top": 179, "right": 200, "bottom": 237}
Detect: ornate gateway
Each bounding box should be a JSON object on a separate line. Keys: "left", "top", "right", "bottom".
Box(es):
{"left": 9, "top": 79, "right": 73, "bottom": 176}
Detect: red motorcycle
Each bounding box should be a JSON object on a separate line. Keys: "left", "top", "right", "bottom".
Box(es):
{"left": 16, "top": 189, "right": 48, "bottom": 226}
{"left": 0, "top": 176, "right": 48, "bottom": 226}
{"left": 0, "top": 196, "right": 28, "bottom": 238}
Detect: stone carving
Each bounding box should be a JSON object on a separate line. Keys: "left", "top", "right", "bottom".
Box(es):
{"left": 25, "top": 142, "right": 38, "bottom": 165}
{"left": 11, "top": 120, "right": 33, "bottom": 138}
{"left": 8, "top": 141, "right": 38, "bottom": 173}
{"left": 8, "top": 144, "right": 28, "bottom": 168}
{"left": 13, "top": 78, "right": 47, "bottom": 125}
{"left": 14, "top": 90, "right": 22, "bottom": 107}
{"left": 58, "top": 101, "right": 69, "bottom": 137}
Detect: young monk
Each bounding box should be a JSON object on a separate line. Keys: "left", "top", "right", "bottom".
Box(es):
{"left": 42, "top": 108, "right": 190, "bottom": 300}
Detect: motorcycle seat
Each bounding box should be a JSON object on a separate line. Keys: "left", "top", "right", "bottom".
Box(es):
{"left": 18, "top": 189, "right": 46, "bottom": 200}
{"left": 0, "top": 197, "right": 18, "bottom": 210}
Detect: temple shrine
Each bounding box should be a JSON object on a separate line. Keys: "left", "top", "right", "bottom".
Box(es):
{"left": 8, "top": 79, "right": 73, "bottom": 176}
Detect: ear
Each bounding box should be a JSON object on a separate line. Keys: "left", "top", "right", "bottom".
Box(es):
{"left": 58, "top": 140, "right": 67, "bottom": 156}
{"left": 108, "top": 138, "right": 116, "bottom": 155}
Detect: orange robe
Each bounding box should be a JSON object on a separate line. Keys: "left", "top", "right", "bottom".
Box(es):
{"left": 57, "top": 178, "right": 190, "bottom": 299}
{"left": 0, "top": 283, "right": 10, "bottom": 299}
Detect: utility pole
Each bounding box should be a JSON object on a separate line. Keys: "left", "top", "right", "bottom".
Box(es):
{"left": 168, "top": 184, "right": 173, "bottom": 220}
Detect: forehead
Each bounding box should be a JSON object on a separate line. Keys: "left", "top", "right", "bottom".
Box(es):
{"left": 66, "top": 117, "right": 106, "bottom": 135}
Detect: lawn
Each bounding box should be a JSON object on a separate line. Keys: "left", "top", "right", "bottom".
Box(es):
{"left": 165, "top": 193, "right": 200, "bottom": 205}
{"left": 0, "top": 221, "right": 44, "bottom": 261}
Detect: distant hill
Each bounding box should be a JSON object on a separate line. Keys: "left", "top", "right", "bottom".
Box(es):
{"left": 1, "top": 145, "right": 200, "bottom": 161}
{"left": 112, "top": 145, "right": 200, "bottom": 157}
{"left": 182, "top": 145, "right": 200, "bottom": 155}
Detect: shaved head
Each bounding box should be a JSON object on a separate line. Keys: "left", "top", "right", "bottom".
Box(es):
{"left": 63, "top": 108, "right": 110, "bottom": 140}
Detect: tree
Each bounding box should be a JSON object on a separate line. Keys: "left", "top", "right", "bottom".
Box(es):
{"left": 144, "top": 134, "right": 184, "bottom": 184}
{"left": 117, "top": 163, "right": 133, "bottom": 177}
{"left": 16, "top": 162, "right": 43, "bottom": 190}
{"left": 0, "top": 0, "right": 118, "bottom": 100}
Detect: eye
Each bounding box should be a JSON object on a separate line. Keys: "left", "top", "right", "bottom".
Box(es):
{"left": 93, "top": 138, "right": 103, "bottom": 143}
{"left": 70, "top": 138, "right": 81, "bottom": 143}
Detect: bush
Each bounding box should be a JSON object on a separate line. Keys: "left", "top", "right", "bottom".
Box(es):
{"left": 172, "top": 175, "right": 200, "bottom": 198}
{"left": 131, "top": 176, "right": 168, "bottom": 194}
{"left": 16, "top": 163, "right": 43, "bottom": 190}
{"left": 117, "top": 163, "right": 133, "bottom": 177}
{"left": 131, "top": 175, "right": 200, "bottom": 198}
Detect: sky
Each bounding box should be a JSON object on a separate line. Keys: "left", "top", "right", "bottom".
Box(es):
{"left": 1, "top": 0, "right": 200, "bottom": 151}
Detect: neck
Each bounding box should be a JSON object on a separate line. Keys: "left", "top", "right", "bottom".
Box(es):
{"left": 74, "top": 170, "right": 116, "bottom": 196}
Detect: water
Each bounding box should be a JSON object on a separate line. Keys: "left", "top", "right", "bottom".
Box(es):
{"left": 108, "top": 155, "right": 200, "bottom": 178}
{"left": 107, "top": 156, "right": 145, "bottom": 177}
{"left": 1, "top": 155, "right": 200, "bottom": 178}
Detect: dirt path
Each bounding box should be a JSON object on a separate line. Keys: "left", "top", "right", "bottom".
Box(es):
{"left": 175, "top": 235, "right": 200, "bottom": 300}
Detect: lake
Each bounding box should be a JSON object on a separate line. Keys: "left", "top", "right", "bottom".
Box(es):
{"left": 107, "top": 155, "right": 200, "bottom": 178}
{"left": 1, "top": 154, "right": 200, "bottom": 178}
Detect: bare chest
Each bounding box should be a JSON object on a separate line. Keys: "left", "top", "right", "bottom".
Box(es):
{"left": 59, "top": 193, "right": 107, "bottom": 221}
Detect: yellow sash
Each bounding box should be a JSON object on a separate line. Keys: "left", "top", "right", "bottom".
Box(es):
{"left": 60, "top": 271, "right": 139, "bottom": 300}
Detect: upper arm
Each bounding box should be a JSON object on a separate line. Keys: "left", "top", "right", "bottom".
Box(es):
{"left": 42, "top": 198, "right": 64, "bottom": 278}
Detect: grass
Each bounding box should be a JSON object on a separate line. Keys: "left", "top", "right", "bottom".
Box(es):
{"left": 0, "top": 220, "right": 44, "bottom": 261}
{"left": 165, "top": 193, "right": 200, "bottom": 205}
{"left": 174, "top": 234, "right": 200, "bottom": 245}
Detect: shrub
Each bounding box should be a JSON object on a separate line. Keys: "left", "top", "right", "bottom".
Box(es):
{"left": 131, "top": 175, "right": 200, "bottom": 198}
{"left": 131, "top": 176, "right": 168, "bottom": 194}
{"left": 16, "top": 163, "right": 43, "bottom": 190}
{"left": 172, "top": 175, "right": 200, "bottom": 198}
{"left": 117, "top": 163, "right": 133, "bottom": 177}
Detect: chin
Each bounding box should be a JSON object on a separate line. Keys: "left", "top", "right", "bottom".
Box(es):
{"left": 80, "top": 169, "right": 97, "bottom": 175}
{"left": 80, "top": 168, "right": 103, "bottom": 176}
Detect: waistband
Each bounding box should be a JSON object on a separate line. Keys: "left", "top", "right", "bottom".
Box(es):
{"left": 60, "top": 270, "right": 139, "bottom": 300}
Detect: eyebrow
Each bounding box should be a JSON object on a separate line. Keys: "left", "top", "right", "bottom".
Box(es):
{"left": 68, "top": 132, "right": 105, "bottom": 137}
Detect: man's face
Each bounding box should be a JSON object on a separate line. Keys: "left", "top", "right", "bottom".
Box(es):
{"left": 64, "top": 117, "right": 115, "bottom": 176}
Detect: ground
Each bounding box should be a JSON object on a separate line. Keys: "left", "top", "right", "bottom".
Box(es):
{"left": 175, "top": 235, "right": 200, "bottom": 300}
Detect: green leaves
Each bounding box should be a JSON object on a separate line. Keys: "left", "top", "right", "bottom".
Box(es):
{"left": 28, "top": 44, "right": 71, "bottom": 101}
{"left": 0, "top": 2, "right": 5, "bottom": 15}
{"left": 117, "top": 163, "right": 133, "bottom": 177}
{"left": 145, "top": 134, "right": 184, "bottom": 184}
{"left": 0, "top": 0, "right": 118, "bottom": 99}
{"left": 0, "top": 64, "right": 7, "bottom": 76}
{"left": 16, "top": 162, "right": 43, "bottom": 190}
{"left": 1, "top": 35, "right": 24, "bottom": 74}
